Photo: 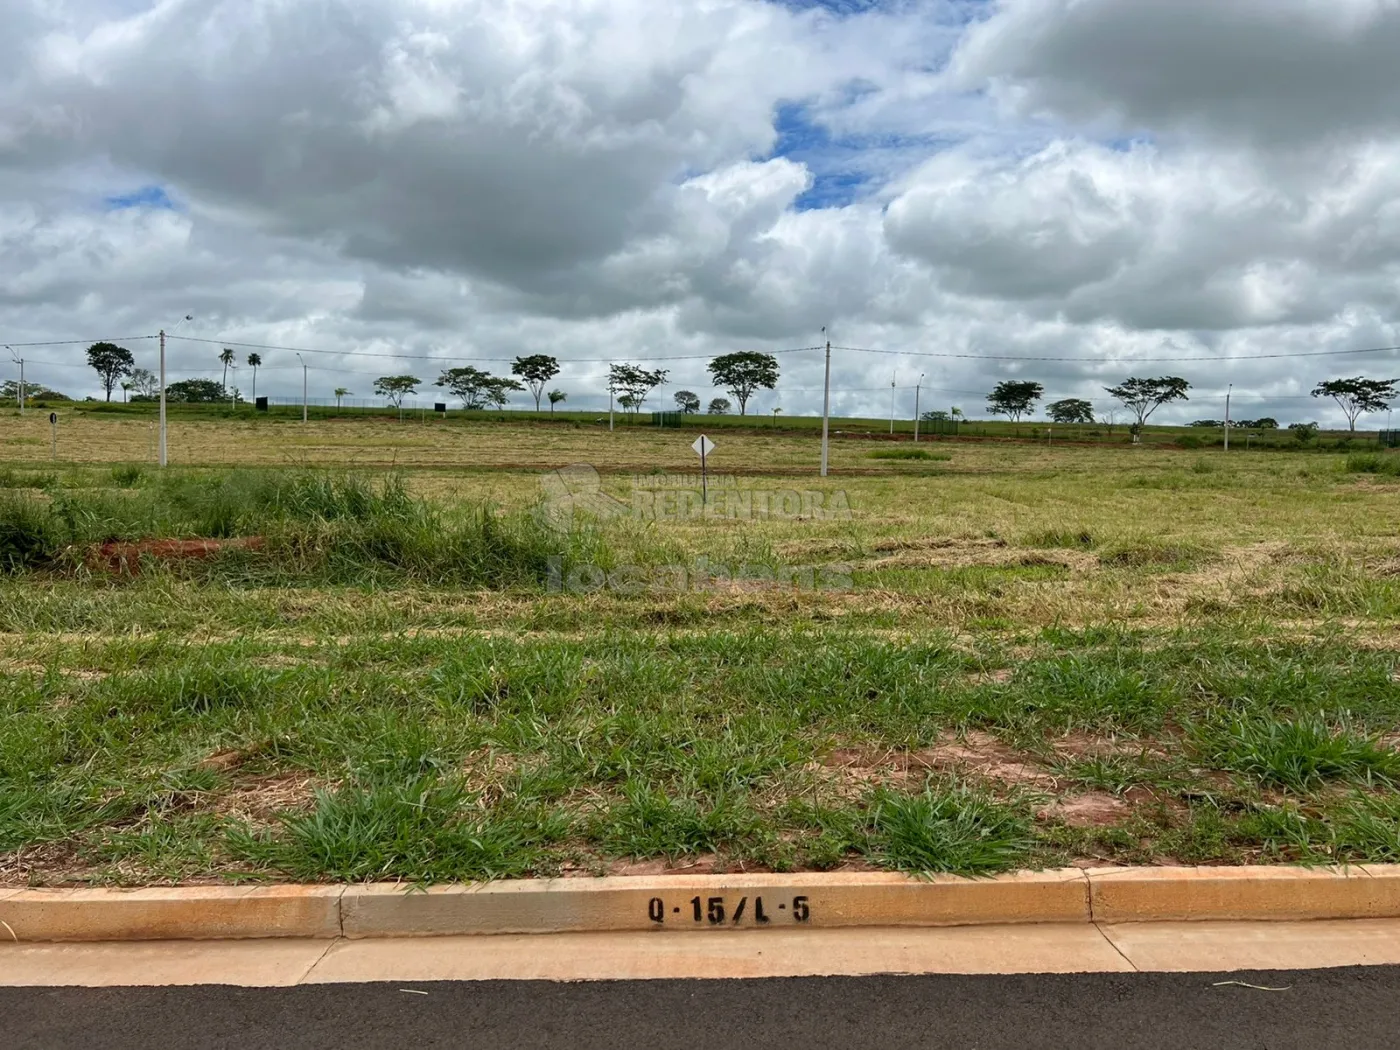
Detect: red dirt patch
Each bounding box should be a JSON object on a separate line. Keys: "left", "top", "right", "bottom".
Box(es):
{"left": 921, "top": 731, "right": 1058, "bottom": 788}
{"left": 1037, "top": 793, "right": 1131, "bottom": 827}
{"left": 90, "top": 537, "right": 264, "bottom": 574}
{"left": 821, "top": 732, "right": 1058, "bottom": 789}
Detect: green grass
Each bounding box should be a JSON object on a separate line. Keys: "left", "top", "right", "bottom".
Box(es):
{"left": 1346, "top": 452, "right": 1400, "bottom": 477}
{"left": 3, "top": 439, "right": 1400, "bottom": 885}
{"left": 5, "top": 624, "right": 1400, "bottom": 881}
{"left": 0, "top": 468, "right": 614, "bottom": 587}
{"left": 1191, "top": 714, "right": 1400, "bottom": 790}
{"left": 867, "top": 786, "right": 1033, "bottom": 875}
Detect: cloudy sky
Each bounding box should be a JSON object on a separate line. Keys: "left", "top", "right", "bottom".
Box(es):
{"left": 4, "top": 0, "right": 1400, "bottom": 426}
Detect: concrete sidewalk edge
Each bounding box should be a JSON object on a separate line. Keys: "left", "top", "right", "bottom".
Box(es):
{"left": 2, "top": 866, "right": 1398, "bottom": 942}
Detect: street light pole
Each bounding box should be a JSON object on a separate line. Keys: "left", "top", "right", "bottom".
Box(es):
{"left": 159, "top": 314, "right": 193, "bottom": 468}
{"left": 297, "top": 353, "right": 308, "bottom": 423}
{"left": 820, "top": 330, "right": 832, "bottom": 478}
{"left": 1226, "top": 383, "right": 1237, "bottom": 453}
{"left": 7, "top": 349, "right": 21, "bottom": 415}
{"left": 889, "top": 372, "right": 896, "bottom": 435}
{"left": 914, "top": 373, "right": 924, "bottom": 443}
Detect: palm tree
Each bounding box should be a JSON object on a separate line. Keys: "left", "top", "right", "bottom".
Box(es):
{"left": 120, "top": 381, "right": 131, "bottom": 403}
{"left": 547, "top": 389, "right": 566, "bottom": 416}
{"left": 247, "top": 353, "right": 261, "bottom": 404}
{"left": 219, "top": 348, "right": 235, "bottom": 392}
{"left": 334, "top": 387, "right": 350, "bottom": 410}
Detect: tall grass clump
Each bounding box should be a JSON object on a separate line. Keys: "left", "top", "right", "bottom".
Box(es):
{"left": 1346, "top": 453, "right": 1400, "bottom": 477}
{"left": 866, "top": 786, "right": 1032, "bottom": 874}
{"left": 1191, "top": 713, "right": 1400, "bottom": 790}
{"left": 0, "top": 491, "right": 62, "bottom": 571}
{"left": 0, "top": 468, "right": 614, "bottom": 588}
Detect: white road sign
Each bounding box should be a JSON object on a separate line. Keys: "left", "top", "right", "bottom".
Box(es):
{"left": 692, "top": 435, "right": 715, "bottom": 458}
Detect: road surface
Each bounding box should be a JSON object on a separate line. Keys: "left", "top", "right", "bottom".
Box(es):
{"left": 8, "top": 967, "right": 1400, "bottom": 1049}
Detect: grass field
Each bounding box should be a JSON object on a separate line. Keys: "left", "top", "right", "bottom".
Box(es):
{"left": 3, "top": 409, "right": 1400, "bottom": 885}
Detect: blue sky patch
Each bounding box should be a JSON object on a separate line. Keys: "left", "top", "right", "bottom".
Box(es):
{"left": 104, "top": 185, "right": 176, "bottom": 211}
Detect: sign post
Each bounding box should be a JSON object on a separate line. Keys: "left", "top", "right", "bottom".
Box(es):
{"left": 692, "top": 434, "right": 715, "bottom": 506}
{"left": 49, "top": 412, "right": 57, "bottom": 461}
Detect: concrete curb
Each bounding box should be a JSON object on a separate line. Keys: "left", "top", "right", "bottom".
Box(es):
{"left": 2, "top": 866, "right": 1398, "bottom": 942}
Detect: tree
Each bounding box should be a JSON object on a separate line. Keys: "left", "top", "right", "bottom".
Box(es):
{"left": 707, "top": 352, "right": 779, "bottom": 416}
{"left": 675, "top": 390, "right": 701, "bottom": 414}
{"left": 120, "top": 381, "right": 132, "bottom": 403}
{"left": 483, "top": 376, "right": 525, "bottom": 409}
{"left": 618, "top": 392, "right": 644, "bottom": 417}
{"left": 1248, "top": 417, "right": 1279, "bottom": 430}
{"left": 219, "top": 348, "right": 235, "bottom": 392}
{"left": 129, "top": 368, "right": 157, "bottom": 399}
{"left": 247, "top": 354, "right": 262, "bottom": 404}
{"left": 986, "top": 380, "right": 1043, "bottom": 422}
{"left": 374, "top": 375, "right": 420, "bottom": 409}
{"left": 436, "top": 366, "right": 496, "bottom": 410}
{"left": 1104, "top": 376, "right": 1190, "bottom": 428}
{"left": 86, "top": 342, "right": 135, "bottom": 402}
{"left": 708, "top": 397, "right": 731, "bottom": 415}
{"left": 164, "top": 378, "right": 225, "bottom": 403}
{"left": 1289, "top": 422, "right": 1320, "bottom": 445}
{"left": 334, "top": 387, "right": 350, "bottom": 409}
{"left": 921, "top": 410, "right": 950, "bottom": 422}
{"left": 1047, "top": 398, "right": 1094, "bottom": 424}
{"left": 548, "top": 389, "right": 567, "bottom": 415}
{"left": 1311, "top": 377, "right": 1398, "bottom": 432}
{"left": 511, "top": 355, "right": 560, "bottom": 412}
{"left": 608, "top": 364, "right": 669, "bottom": 414}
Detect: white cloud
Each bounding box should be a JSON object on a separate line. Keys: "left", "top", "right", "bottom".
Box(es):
{"left": 1, "top": 0, "right": 1399, "bottom": 431}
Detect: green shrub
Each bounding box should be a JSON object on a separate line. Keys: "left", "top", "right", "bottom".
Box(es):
{"left": 1346, "top": 453, "right": 1400, "bottom": 477}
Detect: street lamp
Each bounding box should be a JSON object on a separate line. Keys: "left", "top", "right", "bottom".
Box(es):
{"left": 159, "top": 314, "right": 194, "bottom": 467}
{"left": 6, "top": 348, "right": 22, "bottom": 415}
{"left": 296, "top": 353, "right": 308, "bottom": 422}
{"left": 913, "top": 373, "right": 925, "bottom": 442}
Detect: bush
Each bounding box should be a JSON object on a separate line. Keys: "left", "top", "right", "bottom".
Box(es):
{"left": 1346, "top": 453, "right": 1400, "bottom": 477}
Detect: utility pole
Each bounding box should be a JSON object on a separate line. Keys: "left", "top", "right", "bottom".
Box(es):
{"left": 889, "top": 372, "right": 896, "bottom": 435}
{"left": 1224, "top": 384, "right": 1232, "bottom": 452}
{"left": 159, "top": 315, "right": 193, "bottom": 468}
{"left": 297, "top": 353, "right": 308, "bottom": 422}
{"left": 609, "top": 371, "right": 615, "bottom": 433}
{"left": 913, "top": 374, "right": 924, "bottom": 443}
{"left": 820, "top": 329, "right": 832, "bottom": 478}
{"left": 7, "top": 349, "right": 22, "bottom": 415}
{"left": 159, "top": 328, "right": 167, "bottom": 466}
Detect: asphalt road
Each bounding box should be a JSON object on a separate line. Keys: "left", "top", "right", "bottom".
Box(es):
{"left": 9, "top": 968, "right": 1400, "bottom": 1050}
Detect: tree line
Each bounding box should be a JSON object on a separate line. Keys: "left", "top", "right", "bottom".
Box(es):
{"left": 71, "top": 343, "right": 1399, "bottom": 431}
{"left": 982, "top": 376, "right": 1398, "bottom": 433}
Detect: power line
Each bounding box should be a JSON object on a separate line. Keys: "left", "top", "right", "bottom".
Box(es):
{"left": 166, "top": 334, "right": 825, "bottom": 364}
{"left": 834, "top": 344, "right": 1400, "bottom": 364}
{"left": 1, "top": 336, "right": 158, "bottom": 348}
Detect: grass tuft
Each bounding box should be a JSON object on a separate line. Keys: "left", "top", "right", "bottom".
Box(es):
{"left": 866, "top": 786, "right": 1033, "bottom": 875}
{"left": 1192, "top": 714, "right": 1400, "bottom": 791}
